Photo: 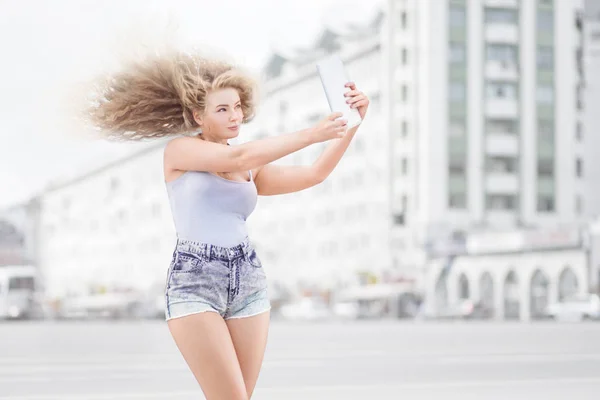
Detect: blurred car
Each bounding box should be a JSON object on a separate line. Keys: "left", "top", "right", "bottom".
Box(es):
{"left": 58, "top": 292, "right": 140, "bottom": 320}
{"left": 417, "top": 299, "right": 493, "bottom": 320}
{"left": 544, "top": 293, "right": 600, "bottom": 321}
{"left": 331, "top": 301, "right": 360, "bottom": 319}
{"left": 279, "top": 298, "right": 332, "bottom": 321}
{"left": 0, "top": 266, "right": 41, "bottom": 320}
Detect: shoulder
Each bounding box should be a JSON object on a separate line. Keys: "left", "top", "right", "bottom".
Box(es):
{"left": 165, "top": 136, "right": 202, "bottom": 155}
{"left": 165, "top": 135, "right": 198, "bottom": 149}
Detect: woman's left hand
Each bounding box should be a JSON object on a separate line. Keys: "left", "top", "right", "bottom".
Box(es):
{"left": 344, "top": 82, "right": 369, "bottom": 119}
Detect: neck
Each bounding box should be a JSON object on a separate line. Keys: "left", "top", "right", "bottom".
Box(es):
{"left": 198, "top": 134, "right": 228, "bottom": 145}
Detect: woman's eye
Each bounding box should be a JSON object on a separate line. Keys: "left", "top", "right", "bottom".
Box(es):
{"left": 235, "top": 104, "right": 242, "bottom": 109}
{"left": 218, "top": 108, "right": 226, "bottom": 112}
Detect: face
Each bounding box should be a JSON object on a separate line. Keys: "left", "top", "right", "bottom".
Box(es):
{"left": 194, "top": 88, "right": 243, "bottom": 143}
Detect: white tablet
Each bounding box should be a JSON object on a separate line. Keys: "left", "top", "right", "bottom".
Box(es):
{"left": 316, "top": 54, "right": 363, "bottom": 129}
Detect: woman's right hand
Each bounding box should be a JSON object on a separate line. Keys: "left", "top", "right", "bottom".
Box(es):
{"left": 310, "top": 112, "right": 348, "bottom": 143}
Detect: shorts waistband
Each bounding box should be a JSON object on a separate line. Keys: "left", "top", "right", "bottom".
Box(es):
{"left": 174, "top": 237, "right": 253, "bottom": 261}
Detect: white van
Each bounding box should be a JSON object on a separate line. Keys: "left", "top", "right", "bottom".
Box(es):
{"left": 0, "top": 265, "right": 38, "bottom": 320}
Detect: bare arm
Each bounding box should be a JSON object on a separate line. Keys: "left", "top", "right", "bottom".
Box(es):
{"left": 254, "top": 82, "right": 369, "bottom": 196}
{"left": 164, "top": 113, "right": 345, "bottom": 173}
{"left": 254, "top": 125, "right": 359, "bottom": 195}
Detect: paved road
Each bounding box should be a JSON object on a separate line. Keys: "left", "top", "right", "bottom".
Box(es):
{"left": 0, "top": 319, "right": 599, "bottom": 399}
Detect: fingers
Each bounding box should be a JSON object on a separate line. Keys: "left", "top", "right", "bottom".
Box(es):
{"left": 345, "top": 81, "right": 356, "bottom": 90}
{"left": 344, "top": 89, "right": 361, "bottom": 97}
{"left": 350, "top": 99, "right": 369, "bottom": 109}
{"left": 327, "top": 112, "right": 344, "bottom": 120}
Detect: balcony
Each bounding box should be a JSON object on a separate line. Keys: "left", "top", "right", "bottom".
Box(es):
{"left": 486, "top": 173, "right": 519, "bottom": 193}
{"left": 486, "top": 134, "right": 519, "bottom": 155}
{"left": 484, "top": 0, "right": 519, "bottom": 8}
{"left": 485, "top": 210, "right": 519, "bottom": 229}
{"left": 485, "top": 24, "right": 519, "bottom": 44}
{"left": 486, "top": 99, "right": 519, "bottom": 118}
{"left": 486, "top": 61, "right": 519, "bottom": 81}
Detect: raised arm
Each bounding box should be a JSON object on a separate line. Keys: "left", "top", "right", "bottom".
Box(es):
{"left": 164, "top": 112, "right": 346, "bottom": 173}
{"left": 254, "top": 125, "right": 360, "bottom": 195}
{"left": 254, "top": 82, "right": 369, "bottom": 196}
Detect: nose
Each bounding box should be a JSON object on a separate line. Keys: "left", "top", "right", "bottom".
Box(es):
{"left": 230, "top": 112, "right": 241, "bottom": 122}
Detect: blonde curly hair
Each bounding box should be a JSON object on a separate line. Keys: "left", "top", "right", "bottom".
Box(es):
{"left": 84, "top": 51, "right": 259, "bottom": 141}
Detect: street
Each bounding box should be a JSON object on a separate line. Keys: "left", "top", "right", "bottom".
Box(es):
{"left": 0, "top": 319, "right": 599, "bottom": 399}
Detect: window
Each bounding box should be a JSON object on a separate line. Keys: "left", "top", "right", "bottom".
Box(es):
{"left": 117, "top": 210, "right": 127, "bottom": 224}
{"left": 487, "top": 156, "right": 518, "bottom": 173}
{"left": 486, "top": 194, "right": 517, "bottom": 210}
{"left": 449, "top": 82, "right": 466, "bottom": 101}
{"left": 393, "top": 213, "right": 405, "bottom": 225}
{"left": 450, "top": 119, "right": 466, "bottom": 137}
{"left": 486, "top": 44, "right": 518, "bottom": 65}
{"left": 537, "top": 47, "right": 553, "bottom": 69}
{"left": 8, "top": 277, "right": 35, "bottom": 291}
{"left": 485, "top": 8, "right": 518, "bottom": 24}
{"left": 537, "top": 196, "right": 555, "bottom": 212}
{"left": 355, "top": 172, "right": 364, "bottom": 186}
{"left": 537, "top": 85, "right": 554, "bottom": 104}
{"left": 401, "top": 158, "right": 408, "bottom": 175}
{"left": 401, "top": 48, "right": 408, "bottom": 65}
{"left": 449, "top": 193, "right": 467, "bottom": 209}
{"left": 537, "top": 9, "right": 553, "bottom": 31}
{"left": 401, "top": 84, "right": 408, "bottom": 102}
{"left": 576, "top": 121, "right": 583, "bottom": 141}
{"left": 400, "top": 11, "right": 407, "bottom": 29}
{"left": 538, "top": 120, "right": 554, "bottom": 138}
{"left": 450, "top": 43, "right": 466, "bottom": 64}
{"left": 537, "top": 159, "right": 554, "bottom": 177}
{"left": 279, "top": 101, "right": 288, "bottom": 115}
{"left": 486, "top": 81, "right": 518, "bottom": 99}
{"left": 576, "top": 195, "right": 583, "bottom": 214}
{"left": 577, "top": 83, "right": 584, "bottom": 110}
{"left": 354, "top": 137, "right": 364, "bottom": 153}
{"left": 486, "top": 119, "right": 517, "bottom": 134}
{"left": 110, "top": 177, "right": 120, "bottom": 191}
{"left": 449, "top": 5, "right": 466, "bottom": 28}
{"left": 576, "top": 158, "right": 583, "bottom": 177}
{"left": 152, "top": 203, "right": 162, "bottom": 218}
{"left": 401, "top": 195, "right": 408, "bottom": 212}
{"left": 449, "top": 159, "right": 466, "bottom": 174}
{"left": 401, "top": 121, "right": 408, "bottom": 137}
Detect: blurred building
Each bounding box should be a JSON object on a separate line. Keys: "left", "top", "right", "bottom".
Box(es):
{"left": 385, "top": 0, "right": 588, "bottom": 275}
{"left": 245, "top": 11, "right": 391, "bottom": 290}
{"left": 0, "top": 199, "right": 40, "bottom": 267}
{"left": 37, "top": 144, "right": 175, "bottom": 298}
{"left": 583, "top": 0, "right": 600, "bottom": 218}
{"left": 23, "top": 0, "right": 600, "bottom": 305}
{"left": 423, "top": 224, "right": 600, "bottom": 321}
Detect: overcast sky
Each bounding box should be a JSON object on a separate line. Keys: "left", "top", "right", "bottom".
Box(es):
{"left": 0, "top": 0, "right": 381, "bottom": 208}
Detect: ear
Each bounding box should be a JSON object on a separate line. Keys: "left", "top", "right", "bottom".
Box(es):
{"left": 192, "top": 109, "right": 203, "bottom": 127}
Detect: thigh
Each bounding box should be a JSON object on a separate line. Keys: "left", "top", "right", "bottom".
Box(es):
{"left": 226, "top": 310, "right": 271, "bottom": 399}
{"left": 168, "top": 312, "right": 247, "bottom": 400}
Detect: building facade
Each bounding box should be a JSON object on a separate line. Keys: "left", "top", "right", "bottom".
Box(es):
{"left": 25, "top": 1, "right": 597, "bottom": 311}
{"left": 386, "top": 0, "right": 587, "bottom": 273}
{"left": 245, "top": 12, "right": 393, "bottom": 291}
{"left": 583, "top": 0, "right": 600, "bottom": 219}
{"left": 0, "top": 199, "right": 40, "bottom": 267}
{"left": 37, "top": 144, "right": 176, "bottom": 298}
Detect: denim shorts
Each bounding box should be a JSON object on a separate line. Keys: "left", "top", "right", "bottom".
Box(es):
{"left": 164, "top": 237, "right": 271, "bottom": 321}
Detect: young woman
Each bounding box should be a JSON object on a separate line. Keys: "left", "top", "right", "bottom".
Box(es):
{"left": 86, "top": 51, "right": 369, "bottom": 399}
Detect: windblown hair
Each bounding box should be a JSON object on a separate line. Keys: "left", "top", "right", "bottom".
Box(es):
{"left": 84, "top": 51, "right": 259, "bottom": 141}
